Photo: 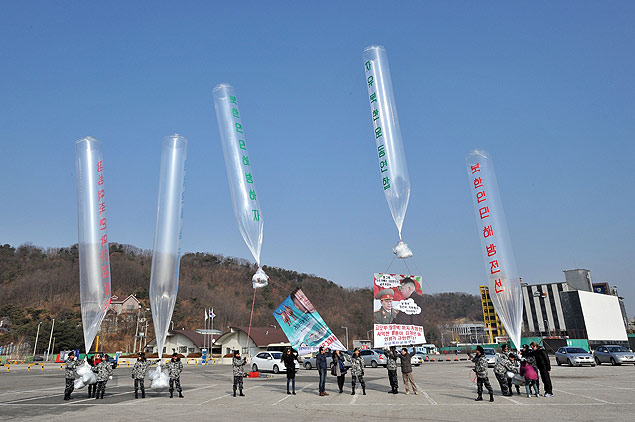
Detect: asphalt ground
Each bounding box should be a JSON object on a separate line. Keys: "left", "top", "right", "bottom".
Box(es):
{"left": 1, "top": 360, "right": 634, "bottom": 421}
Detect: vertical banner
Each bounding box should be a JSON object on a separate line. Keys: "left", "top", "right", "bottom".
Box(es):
{"left": 273, "top": 288, "right": 346, "bottom": 355}
{"left": 465, "top": 150, "right": 523, "bottom": 349}
{"left": 75, "top": 137, "right": 112, "bottom": 354}
{"left": 373, "top": 273, "right": 426, "bottom": 347}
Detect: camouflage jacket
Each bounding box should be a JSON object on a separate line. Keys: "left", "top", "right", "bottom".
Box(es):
{"left": 96, "top": 360, "right": 114, "bottom": 382}
{"left": 64, "top": 358, "right": 84, "bottom": 379}
{"left": 383, "top": 349, "right": 398, "bottom": 371}
{"left": 166, "top": 359, "right": 183, "bottom": 379}
{"left": 131, "top": 359, "right": 154, "bottom": 379}
{"left": 494, "top": 354, "right": 517, "bottom": 376}
{"left": 349, "top": 355, "right": 365, "bottom": 377}
{"left": 472, "top": 354, "right": 488, "bottom": 378}
{"left": 232, "top": 356, "right": 247, "bottom": 376}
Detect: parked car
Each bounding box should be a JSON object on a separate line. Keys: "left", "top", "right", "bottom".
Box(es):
{"left": 360, "top": 349, "right": 386, "bottom": 367}
{"left": 411, "top": 354, "right": 423, "bottom": 366}
{"left": 593, "top": 345, "right": 635, "bottom": 366}
{"left": 483, "top": 348, "right": 497, "bottom": 367}
{"left": 251, "top": 351, "right": 299, "bottom": 374}
{"left": 302, "top": 350, "right": 351, "bottom": 369}
{"left": 555, "top": 347, "right": 595, "bottom": 367}
{"left": 32, "top": 356, "right": 44, "bottom": 362}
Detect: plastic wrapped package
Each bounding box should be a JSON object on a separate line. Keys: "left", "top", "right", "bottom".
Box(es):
{"left": 465, "top": 150, "right": 523, "bottom": 349}
{"left": 392, "top": 240, "right": 413, "bottom": 259}
{"left": 149, "top": 135, "right": 187, "bottom": 360}
{"left": 363, "top": 46, "right": 412, "bottom": 256}
{"left": 73, "top": 362, "right": 96, "bottom": 389}
{"left": 213, "top": 83, "right": 268, "bottom": 287}
{"left": 75, "top": 137, "right": 112, "bottom": 354}
{"left": 149, "top": 364, "right": 170, "bottom": 389}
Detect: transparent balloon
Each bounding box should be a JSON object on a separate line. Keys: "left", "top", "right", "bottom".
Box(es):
{"left": 466, "top": 150, "right": 523, "bottom": 349}
{"left": 363, "top": 46, "right": 411, "bottom": 246}
{"left": 149, "top": 364, "right": 170, "bottom": 389}
{"left": 213, "top": 83, "right": 268, "bottom": 287}
{"left": 75, "top": 137, "right": 112, "bottom": 354}
{"left": 150, "top": 135, "right": 187, "bottom": 359}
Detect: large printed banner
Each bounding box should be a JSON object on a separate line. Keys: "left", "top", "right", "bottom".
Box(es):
{"left": 373, "top": 273, "right": 426, "bottom": 347}
{"left": 273, "top": 288, "right": 346, "bottom": 355}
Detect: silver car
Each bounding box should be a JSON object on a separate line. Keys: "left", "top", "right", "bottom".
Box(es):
{"left": 483, "top": 348, "right": 497, "bottom": 367}
{"left": 593, "top": 345, "right": 635, "bottom": 366}
{"left": 361, "top": 350, "right": 386, "bottom": 367}
{"left": 555, "top": 347, "right": 595, "bottom": 367}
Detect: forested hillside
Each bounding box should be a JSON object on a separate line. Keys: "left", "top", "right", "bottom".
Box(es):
{"left": 0, "top": 243, "right": 482, "bottom": 353}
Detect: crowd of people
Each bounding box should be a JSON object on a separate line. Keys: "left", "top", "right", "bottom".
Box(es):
{"left": 61, "top": 342, "right": 554, "bottom": 401}
{"left": 470, "top": 341, "right": 554, "bottom": 402}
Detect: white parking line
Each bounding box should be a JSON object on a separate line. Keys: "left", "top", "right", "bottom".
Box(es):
{"left": 502, "top": 396, "right": 523, "bottom": 405}
{"left": 198, "top": 385, "right": 259, "bottom": 405}
{"left": 0, "top": 386, "right": 61, "bottom": 396}
{"left": 552, "top": 388, "right": 612, "bottom": 404}
{"left": 421, "top": 390, "right": 437, "bottom": 405}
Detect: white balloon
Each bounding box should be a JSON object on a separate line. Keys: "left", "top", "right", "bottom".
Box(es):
{"left": 213, "top": 83, "right": 268, "bottom": 287}
{"left": 150, "top": 135, "right": 187, "bottom": 359}
{"left": 363, "top": 46, "right": 411, "bottom": 244}
{"left": 75, "top": 137, "right": 112, "bottom": 354}
{"left": 466, "top": 150, "right": 523, "bottom": 350}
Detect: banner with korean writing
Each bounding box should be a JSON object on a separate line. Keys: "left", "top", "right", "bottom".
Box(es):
{"left": 373, "top": 273, "right": 426, "bottom": 347}
{"left": 75, "top": 137, "right": 111, "bottom": 354}
{"left": 273, "top": 288, "right": 346, "bottom": 355}
{"left": 465, "top": 150, "right": 523, "bottom": 349}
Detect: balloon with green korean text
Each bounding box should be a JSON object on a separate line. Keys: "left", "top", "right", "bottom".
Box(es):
{"left": 213, "top": 83, "right": 269, "bottom": 287}
{"left": 363, "top": 46, "right": 413, "bottom": 259}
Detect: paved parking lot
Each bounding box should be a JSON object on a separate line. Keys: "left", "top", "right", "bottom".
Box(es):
{"left": 1, "top": 360, "right": 634, "bottom": 421}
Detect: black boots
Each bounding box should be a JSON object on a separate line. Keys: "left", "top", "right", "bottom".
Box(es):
{"left": 287, "top": 390, "right": 291, "bottom": 395}
{"left": 141, "top": 392, "right": 145, "bottom": 398}
{"left": 351, "top": 387, "right": 355, "bottom": 395}
{"left": 490, "top": 393, "right": 494, "bottom": 402}
{"left": 362, "top": 386, "right": 366, "bottom": 395}
{"left": 475, "top": 395, "right": 483, "bottom": 401}
{"left": 239, "top": 389, "right": 244, "bottom": 397}
{"left": 233, "top": 390, "right": 237, "bottom": 397}
{"left": 170, "top": 391, "right": 174, "bottom": 398}
{"left": 178, "top": 392, "right": 184, "bottom": 398}
{"left": 135, "top": 391, "right": 138, "bottom": 399}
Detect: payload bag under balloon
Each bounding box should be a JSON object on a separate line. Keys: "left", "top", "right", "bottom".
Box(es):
{"left": 465, "top": 150, "right": 523, "bottom": 349}
{"left": 75, "top": 136, "right": 112, "bottom": 354}
{"left": 150, "top": 134, "right": 187, "bottom": 360}
{"left": 363, "top": 46, "right": 413, "bottom": 258}
{"left": 213, "top": 83, "right": 268, "bottom": 288}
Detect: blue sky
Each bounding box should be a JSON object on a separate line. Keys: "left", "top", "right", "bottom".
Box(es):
{"left": 1, "top": 1, "right": 634, "bottom": 314}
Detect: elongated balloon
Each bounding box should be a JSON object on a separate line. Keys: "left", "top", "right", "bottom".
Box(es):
{"left": 213, "top": 83, "right": 268, "bottom": 287}
{"left": 150, "top": 134, "right": 187, "bottom": 359}
{"left": 363, "top": 46, "right": 411, "bottom": 251}
{"left": 466, "top": 150, "right": 523, "bottom": 349}
{"left": 75, "top": 136, "right": 112, "bottom": 353}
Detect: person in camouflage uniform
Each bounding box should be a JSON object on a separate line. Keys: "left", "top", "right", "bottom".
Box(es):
{"left": 94, "top": 354, "right": 114, "bottom": 399}
{"left": 131, "top": 352, "right": 159, "bottom": 399}
{"left": 472, "top": 345, "right": 494, "bottom": 402}
{"left": 166, "top": 352, "right": 184, "bottom": 398}
{"left": 63, "top": 351, "right": 83, "bottom": 401}
{"left": 493, "top": 350, "right": 517, "bottom": 396}
{"left": 383, "top": 346, "right": 399, "bottom": 394}
{"left": 349, "top": 349, "right": 366, "bottom": 395}
{"left": 232, "top": 350, "right": 247, "bottom": 397}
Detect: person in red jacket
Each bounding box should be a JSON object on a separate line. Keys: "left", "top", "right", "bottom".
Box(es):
{"left": 520, "top": 359, "right": 539, "bottom": 397}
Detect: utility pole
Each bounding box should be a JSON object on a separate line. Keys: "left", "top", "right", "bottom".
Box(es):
{"left": 33, "top": 322, "right": 42, "bottom": 358}
{"left": 341, "top": 326, "right": 349, "bottom": 350}
{"left": 46, "top": 319, "right": 55, "bottom": 361}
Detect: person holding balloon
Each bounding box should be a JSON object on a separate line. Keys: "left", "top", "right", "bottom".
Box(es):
{"left": 63, "top": 351, "right": 83, "bottom": 401}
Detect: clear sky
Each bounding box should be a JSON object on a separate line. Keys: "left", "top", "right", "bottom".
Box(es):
{"left": 1, "top": 1, "right": 634, "bottom": 314}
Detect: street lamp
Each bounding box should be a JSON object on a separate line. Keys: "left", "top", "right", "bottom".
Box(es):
{"left": 341, "top": 326, "right": 349, "bottom": 350}
{"left": 46, "top": 319, "right": 55, "bottom": 361}
{"left": 33, "top": 322, "right": 42, "bottom": 357}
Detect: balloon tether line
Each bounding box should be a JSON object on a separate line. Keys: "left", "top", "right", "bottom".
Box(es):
{"left": 385, "top": 255, "right": 397, "bottom": 273}
{"left": 246, "top": 287, "right": 257, "bottom": 357}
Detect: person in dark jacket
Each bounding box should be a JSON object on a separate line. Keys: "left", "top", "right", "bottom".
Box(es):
{"left": 383, "top": 346, "right": 399, "bottom": 394}
{"left": 87, "top": 354, "right": 99, "bottom": 398}
{"left": 166, "top": 353, "right": 184, "bottom": 398}
{"left": 521, "top": 344, "right": 540, "bottom": 390}
{"left": 63, "top": 351, "right": 83, "bottom": 401}
{"left": 231, "top": 350, "right": 247, "bottom": 397}
{"left": 280, "top": 348, "right": 299, "bottom": 395}
{"left": 398, "top": 347, "right": 418, "bottom": 395}
{"left": 530, "top": 342, "right": 554, "bottom": 397}
{"left": 316, "top": 347, "right": 329, "bottom": 396}
{"left": 472, "top": 345, "right": 494, "bottom": 402}
{"left": 332, "top": 350, "right": 348, "bottom": 394}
